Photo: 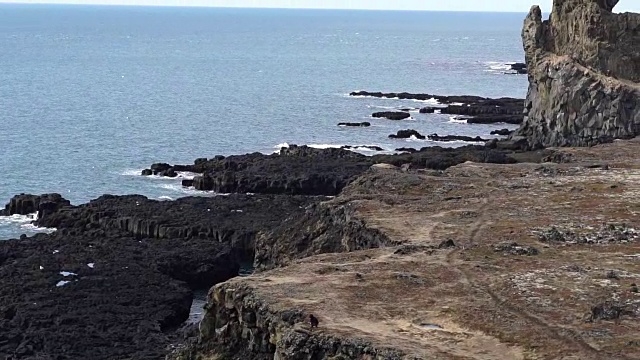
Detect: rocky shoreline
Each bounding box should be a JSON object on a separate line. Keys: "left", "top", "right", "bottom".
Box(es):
{"left": 0, "top": 141, "right": 549, "bottom": 359}
{"left": 2, "top": 0, "right": 640, "bottom": 359}
{"left": 0, "top": 131, "right": 602, "bottom": 359}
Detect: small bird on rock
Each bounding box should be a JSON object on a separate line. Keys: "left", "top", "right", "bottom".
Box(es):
{"left": 309, "top": 314, "right": 319, "bottom": 329}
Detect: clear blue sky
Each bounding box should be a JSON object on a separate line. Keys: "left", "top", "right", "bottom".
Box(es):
{"left": 0, "top": 0, "right": 638, "bottom": 13}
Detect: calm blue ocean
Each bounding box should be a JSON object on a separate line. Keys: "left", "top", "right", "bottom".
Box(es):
{"left": 0, "top": 5, "right": 528, "bottom": 239}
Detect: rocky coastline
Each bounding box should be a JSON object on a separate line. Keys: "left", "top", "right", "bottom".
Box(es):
{"left": 0, "top": 141, "right": 545, "bottom": 359}
{"left": 2, "top": 0, "right": 640, "bottom": 359}
{"left": 351, "top": 90, "right": 525, "bottom": 125}
{"left": 2, "top": 135, "right": 628, "bottom": 359}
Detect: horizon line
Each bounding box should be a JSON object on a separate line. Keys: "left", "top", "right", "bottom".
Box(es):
{"left": 0, "top": 1, "right": 534, "bottom": 13}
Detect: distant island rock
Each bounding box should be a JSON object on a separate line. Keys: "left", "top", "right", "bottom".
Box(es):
{"left": 371, "top": 111, "right": 411, "bottom": 120}
{"left": 351, "top": 91, "right": 524, "bottom": 125}
{"left": 338, "top": 122, "right": 371, "bottom": 127}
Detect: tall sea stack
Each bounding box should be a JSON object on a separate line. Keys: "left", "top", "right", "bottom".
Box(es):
{"left": 516, "top": 0, "right": 640, "bottom": 148}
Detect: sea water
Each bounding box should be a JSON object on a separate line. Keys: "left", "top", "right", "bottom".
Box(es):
{"left": 0, "top": 5, "right": 528, "bottom": 239}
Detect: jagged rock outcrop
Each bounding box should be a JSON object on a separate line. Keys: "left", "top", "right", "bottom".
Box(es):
{"left": 516, "top": 0, "right": 640, "bottom": 148}
{"left": 371, "top": 111, "right": 411, "bottom": 120}
{"left": 0, "top": 193, "right": 70, "bottom": 218}
{"left": 169, "top": 283, "right": 406, "bottom": 360}
{"left": 389, "top": 129, "right": 426, "bottom": 139}
{"left": 145, "top": 146, "right": 374, "bottom": 196}
{"left": 254, "top": 203, "right": 397, "bottom": 271}
{"left": 143, "top": 145, "right": 524, "bottom": 195}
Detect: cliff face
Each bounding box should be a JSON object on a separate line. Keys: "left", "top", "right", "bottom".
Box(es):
{"left": 179, "top": 283, "right": 405, "bottom": 360}
{"left": 516, "top": 0, "right": 640, "bottom": 148}
{"left": 254, "top": 202, "right": 397, "bottom": 271}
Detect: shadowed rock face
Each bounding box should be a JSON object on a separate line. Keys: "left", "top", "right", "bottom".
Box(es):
{"left": 516, "top": 0, "right": 640, "bottom": 148}
{"left": 254, "top": 203, "right": 397, "bottom": 271}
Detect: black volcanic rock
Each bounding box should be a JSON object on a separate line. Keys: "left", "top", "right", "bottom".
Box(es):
{"left": 419, "top": 107, "right": 436, "bottom": 113}
{"left": 0, "top": 229, "right": 200, "bottom": 360}
{"left": 0, "top": 193, "right": 70, "bottom": 218}
{"left": 150, "top": 163, "right": 172, "bottom": 174}
{"left": 491, "top": 128, "right": 514, "bottom": 136}
{"left": 0, "top": 193, "right": 320, "bottom": 360}
{"left": 395, "top": 147, "right": 418, "bottom": 153}
{"left": 462, "top": 114, "right": 523, "bottom": 125}
{"left": 350, "top": 91, "right": 522, "bottom": 106}
{"left": 351, "top": 91, "right": 524, "bottom": 124}
{"left": 338, "top": 122, "right": 371, "bottom": 127}
{"left": 341, "top": 145, "right": 384, "bottom": 152}
{"left": 389, "top": 130, "right": 425, "bottom": 140}
{"left": 145, "top": 145, "right": 526, "bottom": 196}
{"left": 146, "top": 146, "right": 375, "bottom": 196}
{"left": 427, "top": 134, "right": 490, "bottom": 143}
{"left": 372, "top": 112, "right": 411, "bottom": 120}
{"left": 510, "top": 62, "right": 527, "bottom": 74}
{"left": 371, "top": 146, "right": 517, "bottom": 171}
{"left": 440, "top": 98, "right": 523, "bottom": 124}
{"left": 34, "top": 194, "right": 318, "bottom": 247}
{"left": 193, "top": 174, "right": 215, "bottom": 191}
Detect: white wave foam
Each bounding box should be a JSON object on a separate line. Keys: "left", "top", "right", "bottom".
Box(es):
{"left": 0, "top": 213, "right": 56, "bottom": 234}
{"left": 0, "top": 213, "right": 37, "bottom": 225}
{"left": 277, "top": 143, "right": 341, "bottom": 150}
{"left": 369, "top": 105, "right": 421, "bottom": 112}
{"left": 347, "top": 92, "right": 443, "bottom": 106}
{"left": 176, "top": 172, "right": 198, "bottom": 180}
{"left": 157, "top": 183, "right": 218, "bottom": 197}
{"left": 120, "top": 169, "right": 143, "bottom": 176}
{"left": 21, "top": 224, "right": 56, "bottom": 234}
{"left": 367, "top": 105, "right": 395, "bottom": 110}
{"left": 158, "top": 196, "right": 174, "bottom": 201}
{"left": 308, "top": 144, "right": 343, "bottom": 149}
{"left": 351, "top": 146, "right": 384, "bottom": 152}
{"left": 56, "top": 281, "right": 71, "bottom": 287}
{"left": 347, "top": 94, "right": 370, "bottom": 99}
{"left": 121, "top": 169, "right": 197, "bottom": 180}
{"left": 403, "top": 136, "right": 426, "bottom": 142}
{"left": 274, "top": 142, "right": 290, "bottom": 149}
{"left": 273, "top": 143, "right": 389, "bottom": 155}
{"left": 484, "top": 61, "right": 524, "bottom": 75}
{"left": 411, "top": 98, "right": 441, "bottom": 105}
{"left": 485, "top": 61, "right": 515, "bottom": 71}
{"left": 449, "top": 116, "right": 468, "bottom": 124}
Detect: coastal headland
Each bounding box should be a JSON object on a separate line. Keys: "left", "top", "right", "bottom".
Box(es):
{"left": 1, "top": 0, "right": 639, "bottom": 359}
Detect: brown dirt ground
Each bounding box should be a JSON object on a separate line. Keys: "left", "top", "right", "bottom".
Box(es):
{"left": 232, "top": 139, "right": 640, "bottom": 360}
